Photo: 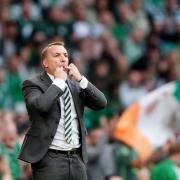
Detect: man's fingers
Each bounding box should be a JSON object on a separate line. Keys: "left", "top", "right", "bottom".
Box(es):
{"left": 68, "top": 70, "right": 73, "bottom": 76}
{"left": 66, "top": 64, "right": 75, "bottom": 69}
{"left": 65, "top": 66, "right": 71, "bottom": 70}
{"left": 68, "top": 71, "right": 74, "bottom": 79}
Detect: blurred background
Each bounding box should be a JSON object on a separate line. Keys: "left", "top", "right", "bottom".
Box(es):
{"left": 1, "top": 0, "right": 180, "bottom": 179}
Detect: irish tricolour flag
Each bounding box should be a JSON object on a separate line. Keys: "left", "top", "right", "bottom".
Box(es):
{"left": 114, "top": 81, "right": 180, "bottom": 161}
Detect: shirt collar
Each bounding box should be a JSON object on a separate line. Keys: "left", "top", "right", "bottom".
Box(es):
{"left": 47, "top": 73, "right": 54, "bottom": 81}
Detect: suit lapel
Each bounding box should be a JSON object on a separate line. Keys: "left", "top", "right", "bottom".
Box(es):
{"left": 67, "top": 79, "right": 81, "bottom": 117}
{"left": 39, "top": 71, "right": 52, "bottom": 90}
{"left": 40, "top": 71, "right": 61, "bottom": 111}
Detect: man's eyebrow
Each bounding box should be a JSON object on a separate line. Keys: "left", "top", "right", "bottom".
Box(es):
{"left": 54, "top": 52, "right": 68, "bottom": 54}
{"left": 53, "top": 52, "right": 61, "bottom": 55}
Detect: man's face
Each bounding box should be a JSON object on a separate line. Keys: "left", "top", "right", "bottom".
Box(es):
{"left": 43, "top": 45, "right": 69, "bottom": 75}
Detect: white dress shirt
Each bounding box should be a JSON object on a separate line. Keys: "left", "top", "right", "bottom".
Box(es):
{"left": 47, "top": 73, "right": 88, "bottom": 151}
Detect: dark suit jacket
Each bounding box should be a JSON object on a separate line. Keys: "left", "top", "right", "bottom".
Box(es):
{"left": 18, "top": 71, "right": 107, "bottom": 164}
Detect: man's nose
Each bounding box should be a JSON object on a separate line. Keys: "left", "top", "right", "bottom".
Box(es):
{"left": 59, "top": 55, "right": 66, "bottom": 61}
{"left": 60, "top": 58, "right": 66, "bottom": 62}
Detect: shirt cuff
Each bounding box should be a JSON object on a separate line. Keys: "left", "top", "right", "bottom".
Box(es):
{"left": 79, "top": 76, "right": 88, "bottom": 89}
{"left": 53, "top": 78, "right": 66, "bottom": 91}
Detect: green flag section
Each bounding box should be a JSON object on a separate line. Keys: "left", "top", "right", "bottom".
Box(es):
{"left": 174, "top": 81, "right": 180, "bottom": 103}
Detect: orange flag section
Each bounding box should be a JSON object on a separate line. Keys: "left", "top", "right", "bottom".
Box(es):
{"left": 113, "top": 103, "right": 152, "bottom": 161}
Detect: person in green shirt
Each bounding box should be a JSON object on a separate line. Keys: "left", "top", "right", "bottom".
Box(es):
{"left": 151, "top": 138, "right": 180, "bottom": 180}
{"left": 0, "top": 143, "right": 12, "bottom": 180}
{"left": 6, "top": 55, "right": 24, "bottom": 105}
{"left": 0, "top": 68, "right": 11, "bottom": 110}
{"left": 114, "top": 142, "right": 139, "bottom": 180}
{"left": 0, "top": 112, "right": 22, "bottom": 180}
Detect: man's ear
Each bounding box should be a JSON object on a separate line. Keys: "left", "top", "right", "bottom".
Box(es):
{"left": 43, "top": 59, "right": 48, "bottom": 68}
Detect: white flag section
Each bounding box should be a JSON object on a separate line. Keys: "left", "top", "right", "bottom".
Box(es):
{"left": 138, "top": 82, "right": 180, "bottom": 148}
{"left": 114, "top": 81, "right": 180, "bottom": 161}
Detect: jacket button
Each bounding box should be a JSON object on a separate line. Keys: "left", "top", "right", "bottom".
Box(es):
{"left": 51, "top": 135, "right": 54, "bottom": 139}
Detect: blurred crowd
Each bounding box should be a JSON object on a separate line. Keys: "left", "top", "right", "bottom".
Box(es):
{"left": 1, "top": 0, "right": 180, "bottom": 179}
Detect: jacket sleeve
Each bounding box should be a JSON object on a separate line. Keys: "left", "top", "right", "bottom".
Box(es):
{"left": 22, "top": 79, "right": 63, "bottom": 114}
{"left": 82, "top": 82, "right": 107, "bottom": 110}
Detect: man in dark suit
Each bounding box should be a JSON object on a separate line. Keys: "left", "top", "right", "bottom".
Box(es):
{"left": 18, "top": 42, "right": 107, "bottom": 180}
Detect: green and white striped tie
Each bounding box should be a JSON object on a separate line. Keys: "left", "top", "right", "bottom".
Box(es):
{"left": 63, "top": 85, "right": 72, "bottom": 144}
